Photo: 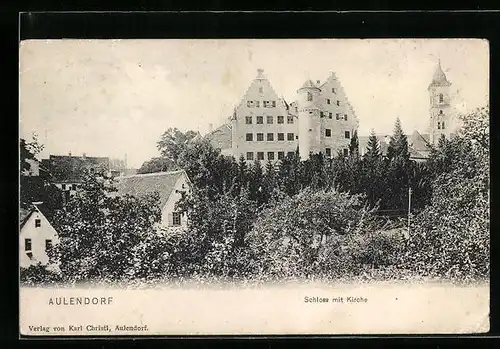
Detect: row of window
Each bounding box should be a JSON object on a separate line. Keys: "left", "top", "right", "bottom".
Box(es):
{"left": 246, "top": 151, "right": 295, "bottom": 161}
{"left": 325, "top": 148, "right": 349, "bottom": 157}
{"left": 320, "top": 112, "right": 348, "bottom": 120}
{"left": 246, "top": 132, "right": 297, "bottom": 142}
{"left": 245, "top": 147, "right": 349, "bottom": 161}
{"left": 325, "top": 129, "right": 351, "bottom": 139}
{"left": 24, "top": 238, "right": 52, "bottom": 251}
{"left": 246, "top": 130, "right": 350, "bottom": 141}
{"left": 247, "top": 100, "right": 277, "bottom": 108}
{"left": 245, "top": 115, "right": 294, "bottom": 125}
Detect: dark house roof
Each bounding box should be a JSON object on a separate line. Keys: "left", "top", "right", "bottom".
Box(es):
{"left": 20, "top": 202, "right": 57, "bottom": 230}
{"left": 113, "top": 170, "right": 189, "bottom": 209}
{"left": 41, "top": 154, "right": 110, "bottom": 183}
{"left": 205, "top": 124, "right": 232, "bottom": 151}
{"left": 359, "top": 131, "right": 431, "bottom": 159}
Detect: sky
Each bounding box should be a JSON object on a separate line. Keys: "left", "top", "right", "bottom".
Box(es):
{"left": 19, "top": 39, "right": 489, "bottom": 169}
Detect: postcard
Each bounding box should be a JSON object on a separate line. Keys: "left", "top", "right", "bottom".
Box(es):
{"left": 19, "top": 38, "right": 490, "bottom": 336}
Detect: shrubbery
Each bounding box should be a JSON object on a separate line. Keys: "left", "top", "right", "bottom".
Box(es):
{"left": 21, "top": 108, "right": 490, "bottom": 285}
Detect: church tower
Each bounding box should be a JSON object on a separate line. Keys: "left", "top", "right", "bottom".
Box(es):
{"left": 297, "top": 79, "right": 321, "bottom": 160}
{"left": 428, "top": 60, "right": 452, "bottom": 145}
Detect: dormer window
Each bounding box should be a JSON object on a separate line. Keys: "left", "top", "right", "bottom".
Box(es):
{"left": 439, "top": 109, "right": 443, "bottom": 115}
{"left": 307, "top": 92, "right": 313, "bottom": 101}
{"left": 439, "top": 93, "right": 444, "bottom": 103}
{"left": 327, "top": 99, "right": 331, "bottom": 104}
{"left": 336, "top": 100, "right": 340, "bottom": 106}
{"left": 332, "top": 88, "right": 336, "bottom": 93}
{"left": 441, "top": 121, "right": 445, "bottom": 129}
{"left": 272, "top": 101, "right": 276, "bottom": 107}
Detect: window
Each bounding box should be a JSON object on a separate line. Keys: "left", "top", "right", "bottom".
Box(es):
{"left": 257, "top": 133, "right": 264, "bottom": 141}
{"left": 267, "top": 133, "right": 274, "bottom": 141}
{"left": 277, "top": 115, "right": 284, "bottom": 124}
{"left": 245, "top": 116, "right": 252, "bottom": 124}
{"left": 325, "top": 129, "right": 332, "bottom": 137}
{"left": 247, "top": 101, "right": 253, "bottom": 107}
{"left": 257, "top": 116, "right": 263, "bottom": 124}
{"left": 61, "top": 184, "right": 66, "bottom": 190}
{"left": 439, "top": 109, "right": 443, "bottom": 115}
{"left": 336, "top": 100, "right": 340, "bottom": 106}
{"left": 307, "top": 92, "right": 313, "bottom": 101}
{"left": 287, "top": 133, "right": 294, "bottom": 141}
{"left": 45, "top": 239, "right": 52, "bottom": 251}
{"left": 255, "top": 101, "right": 260, "bottom": 107}
{"left": 257, "top": 152, "right": 264, "bottom": 160}
{"left": 441, "top": 121, "right": 445, "bottom": 129}
{"left": 325, "top": 148, "right": 332, "bottom": 157}
{"left": 246, "top": 133, "right": 253, "bottom": 141}
{"left": 344, "top": 114, "right": 348, "bottom": 121}
{"left": 267, "top": 152, "right": 275, "bottom": 160}
{"left": 263, "top": 100, "right": 268, "bottom": 107}
{"left": 320, "top": 111, "right": 324, "bottom": 118}
{"left": 345, "top": 131, "right": 351, "bottom": 139}
{"left": 439, "top": 93, "right": 444, "bottom": 103}
{"left": 336, "top": 113, "right": 340, "bottom": 120}
{"left": 25, "top": 238, "right": 31, "bottom": 251}
{"left": 172, "top": 212, "right": 181, "bottom": 226}
{"left": 287, "top": 115, "right": 294, "bottom": 124}
{"left": 267, "top": 115, "right": 273, "bottom": 124}
{"left": 329, "top": 112, "right": 333, "bottom": 119}
{"left": 437, "top": 122, "right": 441, "bottom": 130}
{"left": 296, "top": 135, "right": 299, "bottom": 140}
{"left": 278, "top": 151, "right": 285, "bottom": 160}
{"left": 278, "top": 133, "right": 284, "bottom": 141}
{"left": 35, "top": 219, "right": 41, "bottom": 228}
{"left": 332, "top": 88, "right": 336, "bottom": 93}
{"left": 247, "top": 152, "right": 254, "bottom": 160}
{"left": 259, "top": 87, "right": 263, "bottom": 93}
{"left": 343, "top": 148, "right": 349, "bottom": 157}
{"left": 287, "top": 151, "right": 295, "bottom": 158}
{"left": 272, "top": 101, "right": 276, "bottom": 107}
{"left": 327, "top": 99, "right": 331, "bottom": 104}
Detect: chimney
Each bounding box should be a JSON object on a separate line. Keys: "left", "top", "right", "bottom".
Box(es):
{"left": 82, "top": 152, "right": 86, "bottom": 159}
{"left": 208, "top": 123, "right": 213, "bottom": 133}
{"left": 68, "top": 151, "right": 72, "bottom": 156}
{"left": 316, "top": 80, "right": 320, "bottom": 85}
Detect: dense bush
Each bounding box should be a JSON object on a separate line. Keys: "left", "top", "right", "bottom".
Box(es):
{"left": 20, "top": 263, "right": 61, "bottom": 286}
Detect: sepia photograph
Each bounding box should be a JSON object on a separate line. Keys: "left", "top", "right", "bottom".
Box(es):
{"left": 19, "top": 38, "right": 490, "bottom": 335}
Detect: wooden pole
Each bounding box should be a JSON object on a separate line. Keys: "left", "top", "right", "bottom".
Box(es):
{"left": 408, "top": 187, "right": 412, "bottom": 236}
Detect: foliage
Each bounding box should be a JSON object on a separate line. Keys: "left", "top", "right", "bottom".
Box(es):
{"left": 20, "top": 263, "right": 61, "bottom": 286}
{"left": 402, "top": 106, "right": 490, "bottom": 279}
{"left": 51, "top": 170, "right": 162, "bottom": 283}
{"left": 247, "top": 188, "right": 381, "bottom": 278}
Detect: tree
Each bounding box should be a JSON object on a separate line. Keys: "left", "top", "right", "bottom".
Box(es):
{"left": 364, "top": 129, "right": 381, "bottom": 162}
{"left": 51, "top": 170, "right": 163, "bottom": 282}
{"left": 387, "top": 117, "right": 410, "bottom": 161}
{"left": 157, "top": 128, "right": 199, "bottom": 164}
{"left": 137, "top": 157, "right": 178, "bottom": 174}
{"left": 402, "top": 106, "right": 490, "bottom": 280}
{"left": 247, "top": 188, "right": 380, "bottom": 278}
{"left": 349, "top": 130, "right": 360, "bottom": 158}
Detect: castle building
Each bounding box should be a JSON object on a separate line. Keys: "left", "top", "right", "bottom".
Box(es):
{"left": 207, "top": 62, "right": 461, "bottom": 162}
{"left": 206, "top": 69, "right": 359, "bottom": 162}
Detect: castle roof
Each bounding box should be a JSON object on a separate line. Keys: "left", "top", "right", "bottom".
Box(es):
{"left": 113, "top": 170, "right": 190, "bottom": 209}
{"left": 205, "top": 123, "right": 232, "bottom": 151}
{"left": 429, "top": 60, "right": 451, "bottom": 89}
{"left": 298, "top": 79, "right": 321, "bottom": 91}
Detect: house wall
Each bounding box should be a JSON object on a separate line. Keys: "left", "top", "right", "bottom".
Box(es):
{"left": 160, "top": 174, "right": 190, "bottom": 229}
{"left": 19, "top": 210, "right": 59, "bottom": 268}
{"left": 231, "top": 72, "right": 298, "bottom": 164}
